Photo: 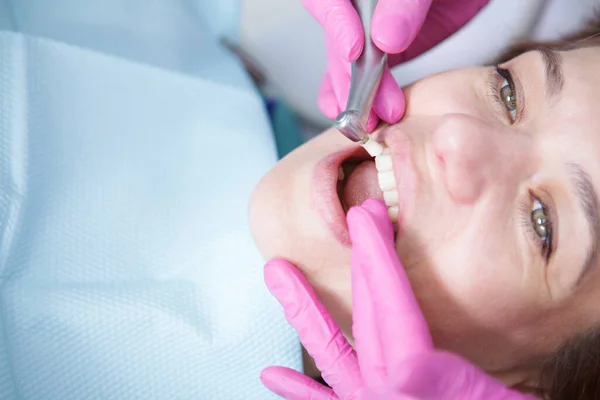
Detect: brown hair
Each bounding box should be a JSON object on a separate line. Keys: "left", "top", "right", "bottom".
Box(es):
{"left": 499, "top": 12, "right": 600, "bottom": 400}
{"left": 540, "top": 328, "right": 600, "bottom": 400}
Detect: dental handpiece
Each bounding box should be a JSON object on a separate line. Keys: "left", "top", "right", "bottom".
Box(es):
{"left": 334, "top": 0, "right": 387, "bottom": 157}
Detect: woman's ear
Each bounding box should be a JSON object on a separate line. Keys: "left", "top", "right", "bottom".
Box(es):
{"left": 511, "top": 381, "right": 548, "bottom": 399}
{"left": 492, "top": 367, "right": 548, "bottom": 398}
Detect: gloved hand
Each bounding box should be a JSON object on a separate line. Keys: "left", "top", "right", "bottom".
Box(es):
{"left": 261, "top": 199, "right": 536, "bottom": 400}
{"left": 303, "top": 0, "right": 490, "bottom": 131}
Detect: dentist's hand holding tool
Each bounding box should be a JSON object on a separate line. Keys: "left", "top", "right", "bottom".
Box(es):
{"left": 261, "top": 199, "right": 536, "bottom": 400}
{"left": 304, "top": 0, "right": 490, "bottom": 130}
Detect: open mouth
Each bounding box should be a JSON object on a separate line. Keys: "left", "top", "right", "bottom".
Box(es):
{"left": 336, "top": 146, "right": 400, "bottom": 225}
{"left": 313, "top": 134, "right": 414, "bottom": 246}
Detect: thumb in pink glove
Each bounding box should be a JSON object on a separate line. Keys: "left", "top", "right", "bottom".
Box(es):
{"left": 302, "top": 0, "right": 490, "bottom": 130}
{"left": 260, "top": 199, "right": 536, "bottom": 400}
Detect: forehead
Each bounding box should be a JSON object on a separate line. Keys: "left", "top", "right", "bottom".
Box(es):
{"left": 536, "top": 46, "right": 600, "bottom": 290}
{"left": 532, "top": 47, "right": 600, "bottom": 157}
{"left": 557, "top": 46, "right": 600, "bottom": 106}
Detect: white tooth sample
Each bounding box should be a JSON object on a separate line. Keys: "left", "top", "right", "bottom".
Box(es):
{"left": 338, "top": 166, "right": 345, "bottom": 180}
{"left": 388, "top": 206, "right": 399, "bottom": 222}
{"left": 378, "top": 170, "right": 397, "bottom": 192}
{"left": 375, "top": 153, "right": 393, "bottom": 172}
{"left": 383, "top": 190, "right": 399, "bottom": 206}
{"left": 368, "top": 145, "right": 400, "bottom": 223}
{"left": 362, "top": 137, "right": 384, "bottom": 157}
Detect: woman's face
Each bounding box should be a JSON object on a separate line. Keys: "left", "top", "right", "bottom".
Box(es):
{"left": 249, "top": 47, "right": 600, "bottom": 382}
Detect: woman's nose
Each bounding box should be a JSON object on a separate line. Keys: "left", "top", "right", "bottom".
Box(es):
{"left": 432, "top": 114, "right": 514, "bottom": 204}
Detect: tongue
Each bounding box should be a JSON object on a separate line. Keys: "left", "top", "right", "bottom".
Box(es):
{"left": 342, "top": 160, "right": 384, "bottom": 209}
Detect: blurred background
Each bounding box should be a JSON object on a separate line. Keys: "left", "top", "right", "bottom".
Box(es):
{"left": 1, "top": 0, "right": 598, "bottom": 146}
{"left": 237, "top": 0, "right": 599, "bottom": 137}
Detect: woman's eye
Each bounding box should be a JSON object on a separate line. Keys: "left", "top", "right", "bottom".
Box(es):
{"left": 531, "top": 198, "right": 550, "bottom": 244}
{"left": 524, "top": 196, "right": 554, "bottom": 262}
{"left": 493, "top": 67, "right": 518, "bottom": 123}
{"left": 500, "top": 78, "right": 517, "bottom": 122}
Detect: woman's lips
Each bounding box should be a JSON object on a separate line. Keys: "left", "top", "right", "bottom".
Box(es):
{"left": 312, "top": 146, "right": 364, "bottom": 247}
{"left": 311, "top": 129, "right": 418, "bottom": 247}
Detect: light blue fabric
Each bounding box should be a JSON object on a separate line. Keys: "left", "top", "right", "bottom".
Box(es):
{"left": 1, "top": 0, "right": 247, "bottom": 90}
{"left": 0, "top": 2, "right": 302, "bottom": 398}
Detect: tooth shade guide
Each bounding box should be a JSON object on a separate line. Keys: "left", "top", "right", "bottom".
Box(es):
{"left": 383, "top": 190, "right": 399, "bottom": 205}
{"left": 369, "top": 143, "right": 401, "bottom": 227}
{"left": 361, "top": 136, "right": 384, "bottom": 157}
{"left": 388, "top": 205, "right": 399, "bottom": 222}
{"left": 375, "top": 151, "right": 392, "bottom": 171}
{"left": 377, "top": 170, "right": 396, "bottom": 191}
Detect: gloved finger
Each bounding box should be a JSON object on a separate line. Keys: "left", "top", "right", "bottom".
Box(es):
{"left": 370, "top": 0, "right": 433, "bottom": 54}
{"left": 365, "top": 110, "right": 379, "bottom": 133}
{"left": 394, "top": 353, "right": 537, "bottom": 400}
{"left": 330, "top": 66, "right": 351, "bottom": 119}
{"left": 261, "top": 366, "right": 338, "bottom": 400}
{"left": 350, "top": 223, "right": 386, "bottom": 390}
{"left": 347, "top": 200, "right": 433, "bottom": 368}
{"left": 318, "top": 71, "right": 341, "bottom": 119}
{"left": 386, "top": 0, "right": 490, "bottom": 67}
{"left": 372, "top": 68, "right": 405, "bottom": 125}
{"left": 264, "top": 259, "right": 363, "bottom": 399}
{"left": 326, "top": 37, "right": 352, "bottom": 113}
{"left": 347, "top": 200, "right": 392, "bottom": 388}
{"left": 301, "top": 0, "right": 364, "bottom": 61}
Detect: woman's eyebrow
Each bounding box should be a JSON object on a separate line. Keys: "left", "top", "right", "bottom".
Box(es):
{"left": 536, "top": 48, "right": 564, "bottom": 99}
{"left": 567, "top": 163, "right": 600, "bottom": 286}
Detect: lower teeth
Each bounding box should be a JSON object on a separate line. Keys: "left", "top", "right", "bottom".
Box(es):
{"left": 338, "top": 152, "right": 400, "bottom": 229}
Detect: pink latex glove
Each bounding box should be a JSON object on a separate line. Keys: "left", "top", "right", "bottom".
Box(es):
{"left": 261, "top": 199, "right": 536, "bottom": 400}
{"left": 303, "top": 0, "right": 490, "bottom": 131}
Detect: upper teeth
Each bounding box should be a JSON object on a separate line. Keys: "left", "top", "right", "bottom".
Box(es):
{"left": 336, "top": 142, "right": 399, "bottom": 227}
{"left": 374, "top": 147, "right": 400, "bottom": 224}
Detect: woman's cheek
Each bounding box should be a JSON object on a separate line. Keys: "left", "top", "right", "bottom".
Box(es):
{"left": 398, "top": 226, "right": 487, "bottom": 311}
{"left": 248, "top": 160, "right": 296, "bottom": 259}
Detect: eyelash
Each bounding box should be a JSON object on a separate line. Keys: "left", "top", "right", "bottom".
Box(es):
{"left": 519, "top": 195, "right": 554, "bottom": 263}
{"left": 488, "top": 66, "right": 519, "bottom": 123}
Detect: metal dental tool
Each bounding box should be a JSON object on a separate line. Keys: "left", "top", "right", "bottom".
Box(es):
{"left": 334, "top": 0, "right": 387, "bottom": 156}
